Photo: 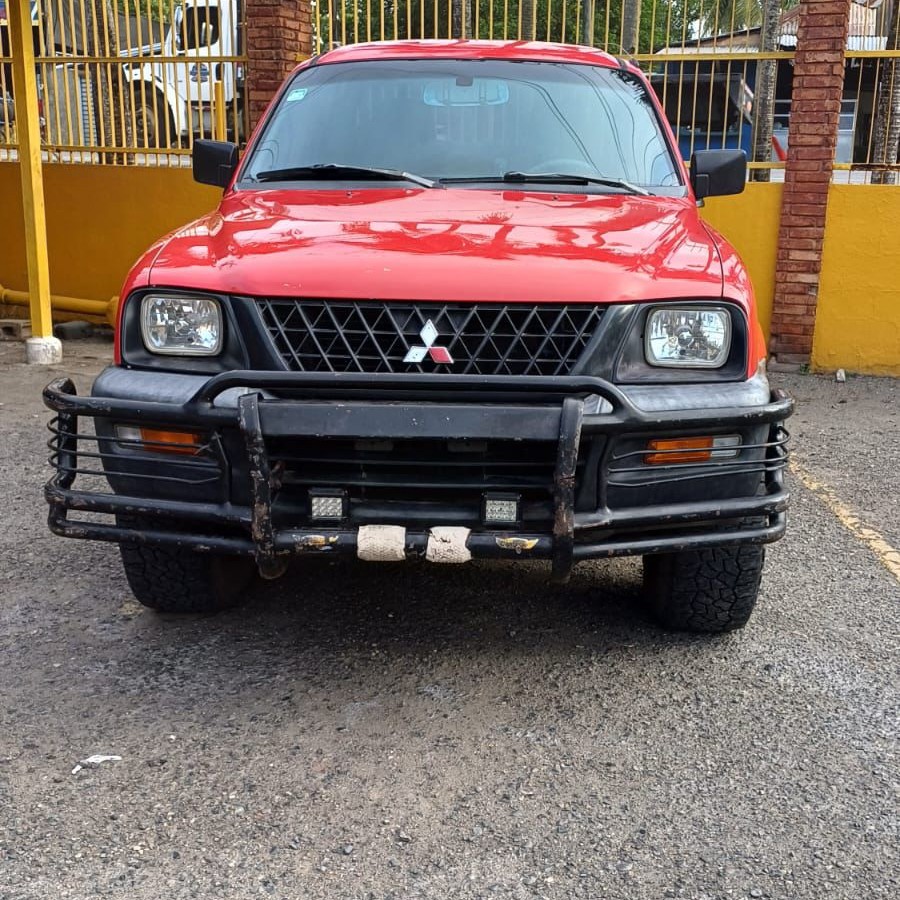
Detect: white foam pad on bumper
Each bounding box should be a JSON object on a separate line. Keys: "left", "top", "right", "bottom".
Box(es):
{"left": 357, "top": 525, "right": 407, "bottom": 561}
{"left": 426, "top": 527, "right": 472, "bottom": 564}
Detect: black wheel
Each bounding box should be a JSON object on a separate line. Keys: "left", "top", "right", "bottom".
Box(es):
{"left": 131, "top": 89, "right": 177, "bottom": 149}
{"left": 642, "top": 543, "right": 765, "bottom": 633}
{"left": 117, "top": 519, "right": 256, "bottom": 613}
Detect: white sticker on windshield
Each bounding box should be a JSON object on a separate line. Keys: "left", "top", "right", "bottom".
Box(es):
{"left": 286, "top": 88, "right": 308, "bottom": 102}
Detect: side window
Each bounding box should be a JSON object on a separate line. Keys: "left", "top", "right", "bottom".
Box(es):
{"left": 184, "top": 6, "right": 220, "bottom": 50}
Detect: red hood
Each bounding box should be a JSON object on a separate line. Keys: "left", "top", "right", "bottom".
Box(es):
{"left": 148, "top": 188, "right": 724, "bottom": 303}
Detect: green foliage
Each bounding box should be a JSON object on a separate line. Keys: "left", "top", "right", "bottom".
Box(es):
{"left": 314, "top": 0, "right": 805, "bottom": 52}
{"left": 116, "top": 0, "right": 176, "bottom": 24}
{"left": 318, "top": 0, "right": 705, "bottom": 51}
{"left": 699, "top": 0, "right": 799, "bottom": 38}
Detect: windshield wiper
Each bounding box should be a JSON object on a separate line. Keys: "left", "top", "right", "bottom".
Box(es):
{"left": 503, "top": 171, "right": 650, "bottom": 195}
{"left": 441, "top": 171, "right": 650, "bottom": 195}
{"left": 251, "top": 164, "right": 438, "bottom": 189}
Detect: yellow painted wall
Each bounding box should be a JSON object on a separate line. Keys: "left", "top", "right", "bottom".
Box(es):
{"left": 813, "top": 185, "right": 900, "bottom": 376}
{"left": 2, "top": 165, "right": 784, "bottom": 339}
{"left": 700, "top": 182, "right": 783, "bottom": 341}
{"left": 0, "top": 163, "right": 220, "bottom": 304}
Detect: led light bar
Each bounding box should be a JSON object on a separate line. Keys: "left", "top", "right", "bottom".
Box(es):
{"left": 309, "top": 488, "right": 348, "bottom": 521}
{"left": 483, "top": 492, "right": 521, "bottom": 527}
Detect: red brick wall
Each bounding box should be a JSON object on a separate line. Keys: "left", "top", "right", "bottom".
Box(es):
{"left": 244, "top": 0, "right": 314, "bottom": 131}
{"left": 770, "top": 0, "right": 851, "bottom": 366}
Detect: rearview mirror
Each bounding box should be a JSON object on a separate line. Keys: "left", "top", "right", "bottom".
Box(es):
{"left": 423, "top": 78, "right": 510, "bottom": 107}
{"left": 193, "top": 139, "right": 239, "bottom": 188}
{"left": 690, "top": 149, "right": 746, "bottom": 200}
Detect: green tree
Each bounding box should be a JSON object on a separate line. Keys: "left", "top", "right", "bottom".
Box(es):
{"left": 316, "top": 1, "right": 705, "bottom": 50}
{"left": 700, "top": 0, "right": 798, "bottom": 38}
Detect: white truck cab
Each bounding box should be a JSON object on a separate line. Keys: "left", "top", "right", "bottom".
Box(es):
{"left": 125, "top": 0, "right": 243, "bottom": 146}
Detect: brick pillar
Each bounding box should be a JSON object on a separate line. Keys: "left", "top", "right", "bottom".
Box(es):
{"left": 769, "top": 0, "right": 851, "bottom": 367}
{"left": 245, "top": 0, "right": 314, "bottom": 132}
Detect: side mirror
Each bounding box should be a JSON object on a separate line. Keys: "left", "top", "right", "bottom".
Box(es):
{"left": 193, "top": 139, "right": 239, "bottom": 188}
{"left": 172, "top": 6, "right": 183, "bottom": 52}
{"left": 690, "top": 149, "right": 747, "bottom": 200}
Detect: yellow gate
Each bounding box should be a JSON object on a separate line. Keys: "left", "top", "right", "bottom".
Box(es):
{"left": 1, "top": 0, "right": 247, "bottom": 163}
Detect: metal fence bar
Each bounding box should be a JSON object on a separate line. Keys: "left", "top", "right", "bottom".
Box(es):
{"left": 303, "top": 0, "right": 801, "bottom": 174}
{"left": 2, "top": 0, "right": 898, "bottom": 178}
{"left": 1, "top": 0, "right": 247, "bottom": 165}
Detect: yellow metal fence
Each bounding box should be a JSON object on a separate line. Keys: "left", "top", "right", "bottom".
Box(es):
{"left": 1, "top": 0, "right": 898, "bottom": 179}
{"left": 1, "top": 0, "right": 247, "bottom": 164}
{"left": 835, "top": 53, "right": 900, "bottom": 184}
{"left": 309, "top": 0, "right": 900, "bottom": 182}
{"left": 312, "top": 0, "right": 799, "bottom": 176}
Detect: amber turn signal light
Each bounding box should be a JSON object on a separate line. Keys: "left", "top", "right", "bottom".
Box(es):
{"left": 115, "top": 425, "right": 203, "bottom": 456}
{"left": 645, "top": 435, "right": 740, "bottom": 465}
{"left": 139, "top": 428, "right": 202, "bottom": 455}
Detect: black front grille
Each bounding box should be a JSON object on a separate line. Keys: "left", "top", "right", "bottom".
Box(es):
{"left": 257, "top": 300, "right": 604, "bottom": 376}
{"left": 266, "top": 435, "right": 589, "bottom": 527}
{"left": 268, "top": 436, "right": 563, "bottom": 492}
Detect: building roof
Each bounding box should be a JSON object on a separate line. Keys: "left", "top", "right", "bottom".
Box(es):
{"left": 780, "top": 0, "right": 884, "bottom": 51}
{"left": 656, "top": 0, "right": 885, "bottom": 55}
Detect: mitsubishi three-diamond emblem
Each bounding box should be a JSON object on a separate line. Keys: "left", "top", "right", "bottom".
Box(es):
{"left": 403, "top": 319, "right": 454, "bottom": 365}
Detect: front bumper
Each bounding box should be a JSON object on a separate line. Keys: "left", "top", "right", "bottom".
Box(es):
{"left": 44, "top": 370, "right": 792, "bottom": 582}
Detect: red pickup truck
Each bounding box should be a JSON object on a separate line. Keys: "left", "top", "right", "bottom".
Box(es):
{"left": 45, "top": 40, "right": 792, "bottom": 632}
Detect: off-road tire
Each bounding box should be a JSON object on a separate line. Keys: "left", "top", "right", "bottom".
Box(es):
{"left": 642, "top": 543, "right": 765, "bottom": 633}
{"left": 118, "top": 534, "right": 256, "bottom": 614}
{"left": 130, "top": 89, "right": 178, "bottom": 149}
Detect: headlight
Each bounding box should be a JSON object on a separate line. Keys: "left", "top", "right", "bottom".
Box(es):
{"left": 140, "top": 294, "right": 223, "bottom": 356}
{"left": 644, "top": 306, "right": 731, "bottom": 368}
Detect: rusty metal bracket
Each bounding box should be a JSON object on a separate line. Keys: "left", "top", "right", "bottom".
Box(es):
{"left": 52, "top": 378, "right": 79, "bottom": 490}
{"left": 551, "top": 396, "right": 585, "bottom": 584}
{"left": 237, "top": 392, "right": 285, "bottom": 579}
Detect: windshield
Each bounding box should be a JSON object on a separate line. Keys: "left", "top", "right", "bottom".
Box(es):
{"left": 241, "top": 59, "right": 683, "bottom": 192}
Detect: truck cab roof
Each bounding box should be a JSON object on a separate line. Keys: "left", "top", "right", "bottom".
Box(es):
{"left": 314, "top": 39, "right": 632, "bottom": 72}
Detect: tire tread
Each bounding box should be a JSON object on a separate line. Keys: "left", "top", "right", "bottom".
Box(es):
{"left": 116, "top": 514, "right": 255, "bottom": 613}
{"left": 643, "top": 543, "right": 765, "bottom": 633}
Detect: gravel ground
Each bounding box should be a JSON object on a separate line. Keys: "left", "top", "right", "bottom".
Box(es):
{"left": 0, "top": 340, "right": 897, "bottom": 900}
{"left": 783, "top": 373, "right": 900, "bottom": 549}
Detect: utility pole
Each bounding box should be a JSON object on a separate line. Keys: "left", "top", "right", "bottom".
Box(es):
{"left": 451, "top": 0, "right": 468, "bottom": 38}
{"left": 621, "top": 0, "right": 641, "bottom": 55}
{"left": 581, "top": 0, "right": 595, "bottom": 47}
{"left": 521, "top": 0, "right": 535, "bottom": 40}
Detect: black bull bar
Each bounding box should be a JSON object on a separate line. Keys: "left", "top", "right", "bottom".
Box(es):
{"left": 44, "top": 371, "right": 793, "bottom": 582}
